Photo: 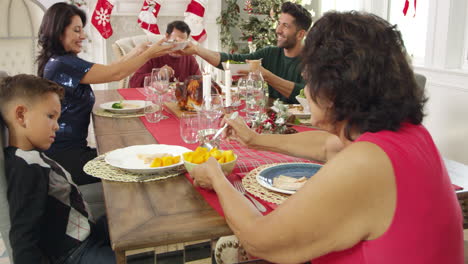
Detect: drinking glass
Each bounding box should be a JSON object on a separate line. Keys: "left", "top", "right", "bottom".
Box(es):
{"left": 143, "top": 76, "right": 154, "bottom": 96}
{"left": 179, "top": 113, "right": 200, "bottom": 144}
{"left": 245, "top": 78, "right": 264, "bottom": 123}
{"left": 237, "top": 77, "right": 248, "bottom": 112}
{"left": 230, "top": 87, "right": 241, "bottom": 110}
{"left": 200, "top": 94, "right": 224, "bottom": 130}
{"left": 152, "top": 68, "right": 170, "bottom": 120}
{"left": 144, "top": 95, "right": 162, "bottom": 123}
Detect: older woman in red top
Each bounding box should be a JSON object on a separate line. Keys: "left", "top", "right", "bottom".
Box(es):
{"left": 190, "top": 11, "right": 463, "bottom": 264}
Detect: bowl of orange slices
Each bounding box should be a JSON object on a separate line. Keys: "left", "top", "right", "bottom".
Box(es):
{"left": 183, "top": 147, "right": 237, "bottom": 175}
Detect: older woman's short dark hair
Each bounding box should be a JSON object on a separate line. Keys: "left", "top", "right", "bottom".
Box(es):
{"left": 302, "top": 11, "right": 426, "bottom": 140}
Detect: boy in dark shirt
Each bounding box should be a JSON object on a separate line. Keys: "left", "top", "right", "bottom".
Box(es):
{"left": 0, "top": 74, "right": 115, "bottom": 264}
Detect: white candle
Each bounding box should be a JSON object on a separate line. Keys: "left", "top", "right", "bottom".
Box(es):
{"left": 202, "top": 72, "right": 211, "bottom": 110}
{"left": 225, "top": 63, "right": 232, "bottom": 107}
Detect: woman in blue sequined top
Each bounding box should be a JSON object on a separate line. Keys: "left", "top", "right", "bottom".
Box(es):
{"left": 37, "top": 3, "right": 174, "bottom": 185}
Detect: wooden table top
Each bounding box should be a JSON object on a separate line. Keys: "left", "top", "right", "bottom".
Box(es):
{"left": 92, "top": 90, "right": 232, "bottom": 253}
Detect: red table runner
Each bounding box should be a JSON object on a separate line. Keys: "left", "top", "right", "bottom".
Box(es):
{"left": 118, "top": 88, "right": 315, "bottom": 216}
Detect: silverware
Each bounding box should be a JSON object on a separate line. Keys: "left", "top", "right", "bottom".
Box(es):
{"left": 200, "top": 112, "right": 238, "bottom": 150}
{"left": 233, "top": 180, "right": 267, "bottom": 212}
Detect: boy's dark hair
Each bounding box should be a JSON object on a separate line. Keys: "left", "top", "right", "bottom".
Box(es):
{"left": 37, "top": 2, "right": 87, "bottom": 77}
{"left": 0, "top": 74, "right": 64, "bottom": 117}
{"left": 302, "top": 11, "right": 427, "bottom": 140}
{"left": 281, "top": 2, "right": 313, "bottom": 31}
{"left": 166, "top": 20, "right": 191, "bottom": 36}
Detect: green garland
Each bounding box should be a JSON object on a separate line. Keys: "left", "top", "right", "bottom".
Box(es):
{"left": 216, "top": 0, "right": 240, "bottom": 53}
{"left": 217, "top": 0, "right": 302, "bottom": 53}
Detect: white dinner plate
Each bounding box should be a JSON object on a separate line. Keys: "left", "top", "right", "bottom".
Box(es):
{"left": 105, "top": 144, "right": 191, "bottom": 174}
{"left": 222, "top": 62, "right": 250, "bottom": 76}
{"left": 161, "top": 40, "right": 189, "bottom": 51}
{"left": 100, "top": 100, "right": 146, "bottom": 114}
{"left": 256, "top": 163, "right": 322, "bottom": 194}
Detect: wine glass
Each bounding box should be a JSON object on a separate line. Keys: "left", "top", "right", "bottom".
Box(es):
{"left": 237, "top": 77, "right": 248, "bottom": 112}
{"left": 151, "top": 68, "right": 170, "bottom": 120}
{"left": 245, "top": 76, "right": 264, "bottom": 123}
{"left": 143, "top": 76, "right": 154, "bottom": 96}
{"left": 200, "top": 94, "right": 224, "bottom": 130}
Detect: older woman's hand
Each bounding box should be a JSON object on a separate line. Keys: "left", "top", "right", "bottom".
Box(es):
{"left": 223, "top": 115, "right": 258, "bottom": 147}
{"left": 191, "top": 157, "right": 225, "bottom": 190}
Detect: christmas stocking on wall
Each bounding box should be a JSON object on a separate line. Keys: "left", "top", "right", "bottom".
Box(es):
{"left": 184, "top": 0, "right": 208, "bottom": 42}
{"left": 138, "top": 0, "right": 164, "bottom": 35}
{"left": 91, "top": 0, "right": 115, "bottom": 39}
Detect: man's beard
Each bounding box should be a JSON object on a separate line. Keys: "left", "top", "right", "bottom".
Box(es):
{"left": 277, "top": 34, "right": 297, "bottom": 49}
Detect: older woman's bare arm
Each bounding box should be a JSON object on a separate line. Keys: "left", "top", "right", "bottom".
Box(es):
{"left": 202, "top": 141, "right": 396, "bottom": 263}
{"left": 224, "top": 117, "right": 344, "bottom": 162}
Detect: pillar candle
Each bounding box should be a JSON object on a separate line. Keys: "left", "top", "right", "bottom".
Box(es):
{"left": 202, "top": 72, "right": 211, "bottom": 110}
{"left": 225, "top": 69, "right": 232, "bottom": 107}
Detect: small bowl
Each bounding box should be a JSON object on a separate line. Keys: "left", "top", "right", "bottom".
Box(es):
{"left": 183, "top": 153, "right": 238, "bottom": 176}
{"left": 295, "top": 96, "right": 310, "bottom": 112}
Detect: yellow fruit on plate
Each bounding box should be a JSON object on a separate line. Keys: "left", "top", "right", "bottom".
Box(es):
{"left": 149, "top": 155, "right": 181, "bottom": 168}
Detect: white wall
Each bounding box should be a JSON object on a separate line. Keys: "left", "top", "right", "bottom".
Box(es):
{"left": 415, "top": 67, "right": 468, "bottom": 164}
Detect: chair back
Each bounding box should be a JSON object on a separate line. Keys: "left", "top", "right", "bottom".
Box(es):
{"left": 112, "top": 34, "right": 165, "bottom": 88}
{"left": 414, "top": 73, "right": 426, "bottom": 90}
{"left": 457, "top": 191, "right": 468, "bottom": 229}
{"left": 0, "top": 117, "right": 13, "bottom": 262}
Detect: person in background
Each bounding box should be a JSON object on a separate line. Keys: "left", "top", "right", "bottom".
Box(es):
{"left": 190, "top": 11, "right": 463, "bottom": 263}
{"left": 180, "top": 1, "right": 312, "bottom": 104}
{"left": 37, "top": 2, "right": 173, "bottom": 185}
{"left": 1, "top": 74, "right": 116, "bottom": 264}
{"left": 129, "top": 20, "right": 202, "bottom": 88}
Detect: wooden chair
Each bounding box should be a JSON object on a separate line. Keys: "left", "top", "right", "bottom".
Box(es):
{"left": 457, "top": 191, "right": 468, "bottom": 229}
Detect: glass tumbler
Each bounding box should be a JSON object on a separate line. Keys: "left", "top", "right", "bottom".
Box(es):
{"left": 179, "top": 113, "right": 200, "bottom": 144}
{"left": 144, "top": 95, "right": 162, "bottom": 123}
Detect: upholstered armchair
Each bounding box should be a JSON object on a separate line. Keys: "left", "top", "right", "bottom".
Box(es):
{"left": 112, "top": 34, "right": 165, "bottom": 89}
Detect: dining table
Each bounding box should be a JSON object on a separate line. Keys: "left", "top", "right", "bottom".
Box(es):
{"left": 92, "top": 89, "right": 234, "bottom": 263}
{"left": 92, "top": 88, "right": 315, "bottom": 263}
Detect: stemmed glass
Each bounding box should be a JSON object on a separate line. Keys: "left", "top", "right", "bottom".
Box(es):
{"left": 143, "top": 76, "right": 154, "bottom": 96}
{"left": 245, "top": 74, "right": 264, "bottom": 123}
{"left": 151, "top": 68, "right": 170, "bottom": 120}
{"left": 200, "top": 94, "right": 224, "bottom": 130}
{"left": 237, "top": 77, "right": 248, "bottom": 112}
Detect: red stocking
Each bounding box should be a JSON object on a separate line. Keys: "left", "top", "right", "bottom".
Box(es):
{"left": 91, "top": 0, "right": 114, "bottom": 39}
{"left": 138, "top": 0, "right": 164, "bottom": 34}
{"left": 184, "top": 0, "right": 208, "bottom": 42}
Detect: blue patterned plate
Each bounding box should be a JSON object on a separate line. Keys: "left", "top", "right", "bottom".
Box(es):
{"left": 256, "top": 163, "right": 322, "bottom": 194}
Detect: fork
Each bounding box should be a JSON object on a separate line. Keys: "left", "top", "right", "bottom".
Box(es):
{"left": 233, "top": 181, "right": 267, "bottom": 212}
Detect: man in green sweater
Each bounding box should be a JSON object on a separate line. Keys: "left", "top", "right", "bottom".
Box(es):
{"left": 180, "top": 2, "right": 312, "bottom": 104}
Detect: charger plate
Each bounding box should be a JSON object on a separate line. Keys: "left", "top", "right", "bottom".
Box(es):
{"left": 83, "top": 154, "right": 186, "bottom": 182}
